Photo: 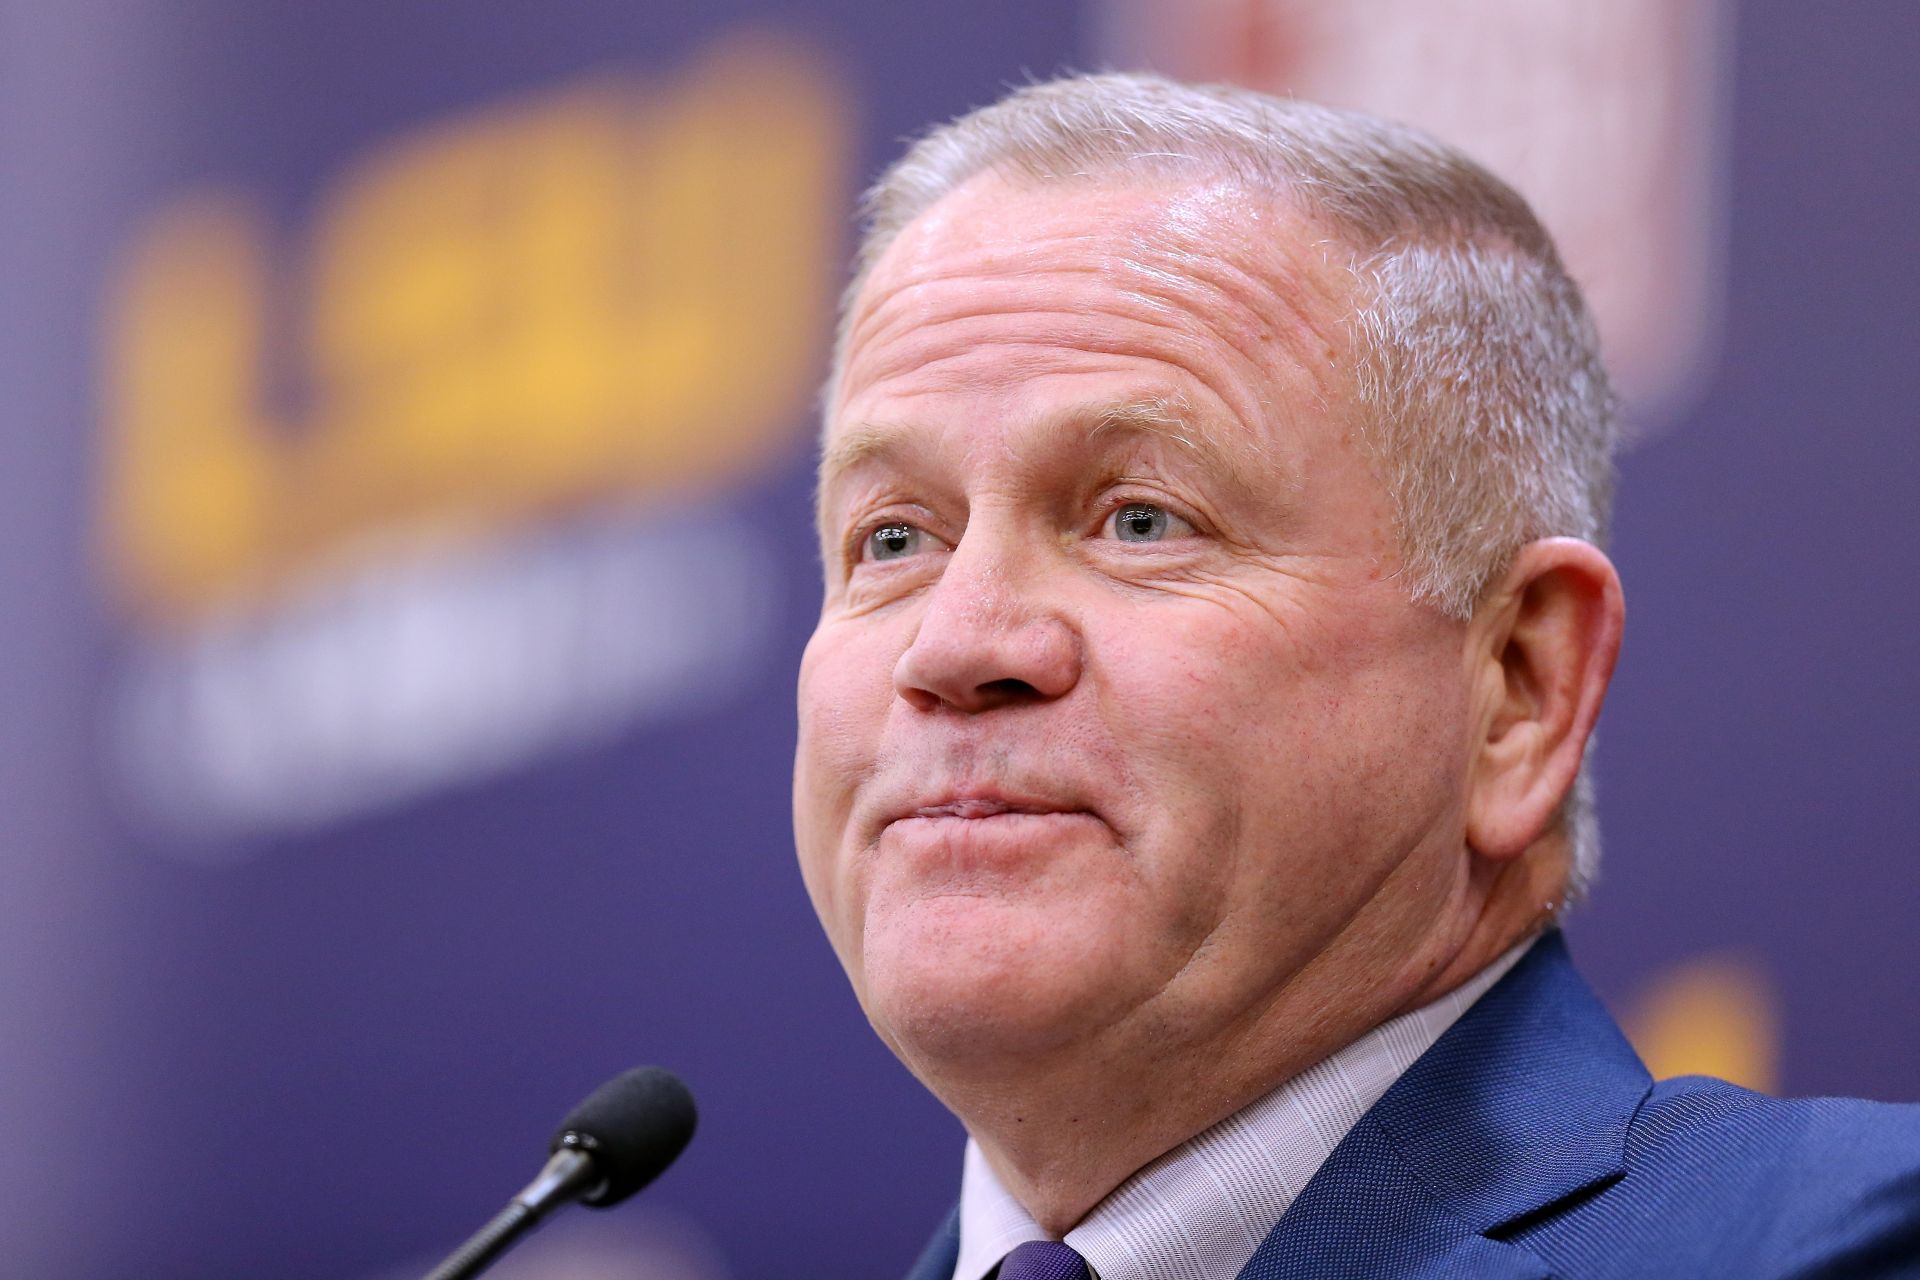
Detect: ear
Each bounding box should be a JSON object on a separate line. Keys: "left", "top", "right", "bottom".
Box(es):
{"left": 1465, "top": 537, "right": 1624, "bottom": 861}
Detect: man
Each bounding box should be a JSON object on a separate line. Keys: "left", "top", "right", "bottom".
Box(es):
{"left": 793, "top": 73, "right": 1920, "bottom": 1278}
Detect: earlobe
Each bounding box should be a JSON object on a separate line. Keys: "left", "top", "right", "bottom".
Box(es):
{"left": 1464, "top": 538, "right": 1624, "bottom": 862}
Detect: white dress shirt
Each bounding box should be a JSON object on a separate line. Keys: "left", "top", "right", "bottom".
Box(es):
{"left": 951, "top": 938, "right": 1537, "bottom": 1280}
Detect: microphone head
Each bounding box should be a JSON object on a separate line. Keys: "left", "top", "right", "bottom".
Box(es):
{"left": 551, "top": 1066, "right": 698, "bottom": 1207}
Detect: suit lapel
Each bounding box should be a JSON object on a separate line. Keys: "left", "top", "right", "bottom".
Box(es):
{"left": 903, "top": 1205, "right": 960, "bottom": 1280}
{"left": 907, "top": 935, "right": 1648, "bottom": 1280}
{"left": 1237, "top": 932, "right": 1651, "bottom": 1278}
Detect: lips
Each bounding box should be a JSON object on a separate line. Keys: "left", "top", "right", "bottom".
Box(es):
{"left": 879, "top": 787, "right": 1101, "bottom": 848}
{"left": 888, "top": 782, "right": 1096, "bottom": 827}
{"left": 861, "top": 775, "right": 1108, "bottom": 855}
{"left": 867, "top": 784, "right": 1108, "bottom": 879}
{"left": 910, "top": 798, "right": 1069, "bottom": 820}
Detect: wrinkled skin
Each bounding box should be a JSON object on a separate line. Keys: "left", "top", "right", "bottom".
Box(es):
{"left": 793, "top": 173, "right": 1576, "bottom": 1227}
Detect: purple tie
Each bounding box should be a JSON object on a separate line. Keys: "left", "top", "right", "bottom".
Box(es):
{"left": 996, "top": 1240, "right": 1091, "bottom": 1280}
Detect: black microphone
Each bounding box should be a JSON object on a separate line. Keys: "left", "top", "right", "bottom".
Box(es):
{"left": 422, "top": 1066, "right": 698, "bottom": 1280}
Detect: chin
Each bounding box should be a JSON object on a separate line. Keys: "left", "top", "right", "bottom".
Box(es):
{"left": 859, "top": 894, "right": 1142, "bottom": 1067}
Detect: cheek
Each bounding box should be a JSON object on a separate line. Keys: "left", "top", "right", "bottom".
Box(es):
{"left": 793, "top": 621, "right": 904, "bottom": 936}
{"left": 1088, "top": 592, "right": 1468, "bottom": 873}
{"left": 1087, "top": 599, "right": 1311, "bottom": 772}
{"left": 1077, "top": 612, "right": 1276, "bottom": 933}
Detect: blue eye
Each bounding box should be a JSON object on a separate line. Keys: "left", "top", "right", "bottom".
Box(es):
{"left": 865, "top": 522, "right": 924, "bottom": 561}
{"left": 1109, "top": 503, "right": 1175, "bottom": 542}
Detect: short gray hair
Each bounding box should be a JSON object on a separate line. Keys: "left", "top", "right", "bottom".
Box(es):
{"left": 829, "top": 72, "right": 1616, "bottom": 899}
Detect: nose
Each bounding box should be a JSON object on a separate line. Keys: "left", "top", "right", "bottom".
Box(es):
{"left": 892, "top": 532, "right": 1081, "bottom": 714}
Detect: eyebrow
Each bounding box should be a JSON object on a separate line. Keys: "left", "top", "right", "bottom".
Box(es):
{"left": 1083, "top": 395, "right": 1286, "bottom": 500}
{"left": 817, "top": 393, "right": 1289, "bottom": 519}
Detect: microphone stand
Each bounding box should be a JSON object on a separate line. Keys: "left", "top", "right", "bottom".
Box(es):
{"left": 422, "top": 1144, "right": 604, "bottom": 1280}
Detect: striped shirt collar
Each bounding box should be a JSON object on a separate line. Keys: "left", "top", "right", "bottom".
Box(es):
{"left": 952, "top": 937, "right": 1537, "bottom": 1280}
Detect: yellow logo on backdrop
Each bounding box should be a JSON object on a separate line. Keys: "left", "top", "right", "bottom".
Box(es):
{"left": 101, "top": 34, "right": 847, "bottom": 625}
{"left": 1623, "top": 952, "right": 1780, "bottom": 1094}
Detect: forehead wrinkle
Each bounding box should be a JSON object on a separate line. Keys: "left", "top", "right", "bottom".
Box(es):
{"left": 849, "top": 301, "right": 1220, "bottom": 392}
{"left": 850, "top": 211, "right": 1127, "bottom": 309}
{"left": 838, "top": 189, "right": 1272, "bottom": 375}
{"left": 1115, "top": 210, "right": 1354, "bottom": 402}
{"left": 852, "top": 228, "right": 1321, "bottom": 371}
{"left": 841, "top": 247, "right": 1115, "bottom": 383}
{"left": 1133, "top": 249, "right": 1346, "bottom": 372}
{"left": 1105, "top": 260, "right": 1334, "bottom": 438}
{"left": 844, "top": 287, "right": 1282, "bottom": 444}
{"left": 844, "top": 222, "right": 1350, "bottom": 449}
{"left": 835, "top": 322, "right": 1296, "bottom": 517}
{"left": 817, "top": 391, "right": 1298, "bottom": 535}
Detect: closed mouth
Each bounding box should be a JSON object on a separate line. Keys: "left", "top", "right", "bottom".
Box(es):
{"left": 909, "top": 799, "right": 1073, "bottom": 820}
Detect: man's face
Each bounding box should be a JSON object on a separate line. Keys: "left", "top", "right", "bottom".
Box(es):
{"left": 795, "top": 175, "right": 1475, "bottom": 1077}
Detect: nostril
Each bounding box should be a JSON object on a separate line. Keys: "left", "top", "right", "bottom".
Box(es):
{"left": 890, "top": 592, "right": 1081, "bottom": 711}
{"left": 972, "top": 677, "right": 1042, "bottom": 708}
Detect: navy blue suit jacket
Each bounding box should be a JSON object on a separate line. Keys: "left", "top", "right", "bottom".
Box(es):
{"left": 904, "top": 932, "right": 1920, "bottom": 1278}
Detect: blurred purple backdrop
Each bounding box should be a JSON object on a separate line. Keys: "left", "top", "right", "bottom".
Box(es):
{"left": 1, "top": 2, "right": 1915, "bottom": 1277}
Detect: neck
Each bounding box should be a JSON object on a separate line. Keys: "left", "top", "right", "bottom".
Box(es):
{"left": 922, "top": 845, "right": 1565, "bottom": 1234}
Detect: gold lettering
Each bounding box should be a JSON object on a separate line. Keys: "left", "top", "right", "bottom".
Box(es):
{"left": 99, "top": 33, "right": 850, "bottom": 623}
{"left": 101, "top": 194, "right": 280, "bottom": 617}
